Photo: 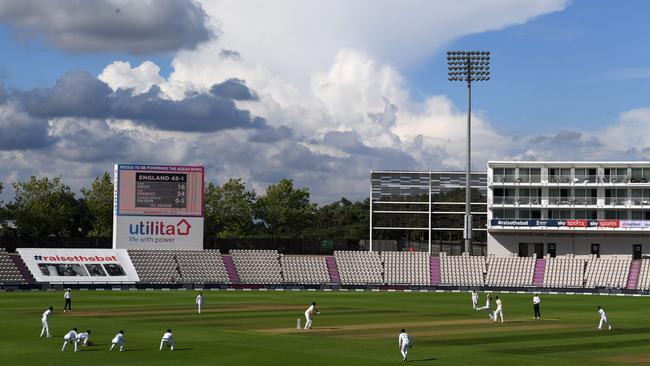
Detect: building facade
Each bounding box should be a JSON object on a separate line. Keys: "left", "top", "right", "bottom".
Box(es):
{"left": 488, "top": 161, "right": 650, "bottom": 258}
{"left": 370, "top": 171, "right": 487, "bottom": 254}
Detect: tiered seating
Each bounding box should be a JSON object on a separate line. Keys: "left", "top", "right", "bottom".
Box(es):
{"left": 230, "top": 250, "right": 282, "bottom": 284}
{"left": 334, "top": 251, "right": 383, "bottom": 285}
{"left": 280, "top": 255, "right": 330, "bottom": 284}
{"left": 128, "top": 250, "right": 180, "bottom": 283}
{"left": 584, "top": 257, "right": 630, "bottom": 288}
{"left": 485, "top": 255, "right": 535, "bottom": 287}
{"left": 439, "top": 252, "right": 485, "bottom": 286}
{"left": 381, "top": 251, "right": 430, "bottom": 285}
{"left": 0, "top": 249, "right": 25, "bottom": 283}
{"left": 174, "top": 250, "right": 230, "bottom": 284}
{"left": 542, "top": 256, "right": 585, "bottom": 288}
{"left": 638, "top": 259, "right": 650, "bottom": 290}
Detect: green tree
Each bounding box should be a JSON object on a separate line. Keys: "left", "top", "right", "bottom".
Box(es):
{"left": 307, "top": 197, "right": 369, "bottom": 240}
{"left": 204, "top": 178, "right": 257, "bottom": 238}
{"left": 9, "top": 176, "right": 78, "bottom": 238}
{"left": 81, "top": 172, "right": 114, "bottom": 242}
{"left": 255, "top": 179, "right": 316, "bottom": 241}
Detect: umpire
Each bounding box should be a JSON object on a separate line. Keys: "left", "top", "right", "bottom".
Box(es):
{"left": 533, "top": 294, "right": 541, "bottom": 319}
{"left": 64, "top": 288, "right": 72, "bottom": 312}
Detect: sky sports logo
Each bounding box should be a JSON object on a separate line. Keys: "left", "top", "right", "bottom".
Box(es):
{"left": 128, "top": 219, "right": 192, "bottom": 236}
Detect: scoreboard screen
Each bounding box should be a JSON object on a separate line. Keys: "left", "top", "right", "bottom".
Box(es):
{"left": 115, "top": 164, "right": 204, "bottom": 217}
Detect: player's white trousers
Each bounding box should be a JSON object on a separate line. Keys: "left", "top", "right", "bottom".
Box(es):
{"left": 110, "top": 341, "right": 124, "bottom": 351}
{"left": 197, "top": 304, "right": 202, "bottom": 314}
{"left": 160, "top": 340, "right": 174, "bottom": 351}
{"left": 304, "top": 312, "right": 313, "bottom": 329}
{"left": 493, "top": 309, "right": 504, "bottom": 322}
{"left": 62, "top": 340, "right": 78, "bottom": 352}
{"left": 472, "top": 299, "right": 478, "bottom": 309}
{"left": 40, "top": 320, "right": 50, "bottom": 337}
{"left": 598, "top": 317, "right": 609, "bottom": 329}
{"left": 400, "top": 343, "right": 410, "bottom": 360}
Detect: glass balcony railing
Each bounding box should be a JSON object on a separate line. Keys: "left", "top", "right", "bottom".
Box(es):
{"left": 492, "top": 196, "right": 516, "bottom": 204}
{"left": 605, "top": 197, "right": 627, "bottom": 205}
{"left": 548, "top": 175, "right": 573, "bottom": 184}
{"left": 573, "top": 175, "right": 599, "bottom": 184}
{"left": 573, "top": 197, "right": 597, "bottom": 205}
{"left": 630, "top": 198, "right": 650, "bottom": 206}
{"left": 516, "top": 196, "right": 542, "bottom": 205}
{"left": 548, "top": 197, "right": 574, "bottom": 205}
{"left": 492, "top": 175, "right": 542, "bottom": 184}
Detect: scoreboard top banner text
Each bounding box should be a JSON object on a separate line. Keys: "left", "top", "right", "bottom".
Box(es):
{"left": 115, "top": 164, "right": 204, "bottom": 217}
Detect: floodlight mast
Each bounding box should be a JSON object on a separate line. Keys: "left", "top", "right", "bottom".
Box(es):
{"left": 447, "top": 51, "right": 491, "bottom": 255}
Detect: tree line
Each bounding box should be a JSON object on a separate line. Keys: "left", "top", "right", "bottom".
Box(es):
{"left": 0, "top": 174, "right": 369, "bottom": 241}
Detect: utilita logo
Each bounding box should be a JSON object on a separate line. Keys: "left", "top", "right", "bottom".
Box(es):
{"left": 129, "top": 219, "right": 192, "bottom": 236}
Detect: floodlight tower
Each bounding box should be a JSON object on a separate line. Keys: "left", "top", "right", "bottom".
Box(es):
{"left": 447, "top": 50, "right": 491, "bottom": 255}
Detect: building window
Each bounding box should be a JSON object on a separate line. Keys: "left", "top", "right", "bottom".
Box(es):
{"left": 605, "top": 210, "right": 627, "bottom": 220}
{"left": 493, "top": 168, "right": 515, "bottom": 183}
{"left": 604, "top": 168, "right": 629, "bottom": 183}
{"left": 631, "top": 168, "right": 650, "bottom": 183}
{"left": 605, "top": 188, "right": 627, "bottom": 205}
{"left": 574, "top": 168, "right": 597, "bottom": 183}
{"left": 548, "top": 168, "right": 571, "bottom": 183}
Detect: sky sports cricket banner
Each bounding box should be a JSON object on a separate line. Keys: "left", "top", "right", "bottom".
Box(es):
{"left": 113, "top": 164, "right": 205, "bottom": 249}
{"left": 490, "top": 219, "right": 650, "bottom": 229}
{"left": 17, "top": 248, "right": 139, "bottom": 283}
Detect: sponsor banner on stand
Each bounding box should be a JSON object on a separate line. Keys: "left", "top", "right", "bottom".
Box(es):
{"left": 113, "top": 216, "right": 204, "bottom": 249}
{"left": 17, "top": 248, "right": 139, "bottom": 283}
{"left": 490, "top": 219, "right": 626, "bottom": 228}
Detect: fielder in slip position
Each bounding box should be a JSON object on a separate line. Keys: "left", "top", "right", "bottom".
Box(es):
{"left": 493, "top": 296, "right": 504, "bottom": 323}
{"left": 40, "top": 306, "right": 53, "bottom": 337}
{"left": 196, "top": 292, "right": 204, "bottom": 314}
{"left": 398, "top": 329, "right": 413, "bottom": 361}
{"left": 110, "top": 330, "right": 125, "bottom": 352}
{"left": 471, "top": 290, "right": 478, "bottom": 309}
{"left": 160, "top": 329, "right": 174, "bottom": 351}
{"left": 597, "top": 306, "right": 612, "bottom": 330}
{"left": 304, "top": 302, "right": 320, "bottom": 329}
{"left": 78, "top": 330, "right": 91, "bottom": 346}
{"left": 61, "top": 328, "right": 78, "bottom": 352}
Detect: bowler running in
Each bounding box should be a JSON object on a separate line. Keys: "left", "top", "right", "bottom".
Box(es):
{"left": 476, "top": 296, "right": 493, "bottom": 320}
{"left": 597, "top": 306, "right": 612, "bottom": 330}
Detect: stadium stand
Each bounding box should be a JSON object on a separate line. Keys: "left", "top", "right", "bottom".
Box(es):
{"left": 485, "top": 255, "right": 535, "bottom": 287}
{"left": 230, "top": 249, "right": 283, "bottom": 284}
{"left": 637, "top": 259, "right": 650, "bottom": 291}
{"left": 584, "top": 256, "right": 631, "bottom": 288}
{"left": 174, "top": 250, "right": 230, "bottom": 284}
{"left": 0, "top": 249, "right": 25, "bottom": 284}
{"left": 280, "top": 255, "right": 330, "bottom": 284}
{"left": 128, "top": 250, "right": 182, "bottom": 284}
{"left": 381, "top": 251, "right": 430, "bottom": 285}
{"left": 542, "top": 255, "right": 585, "bottom": 288}
{"left": 334, "top": 251, "right": 383, "bottom": 285}
{"left": 439, "top": 252, "right": 485, "bottom": 286}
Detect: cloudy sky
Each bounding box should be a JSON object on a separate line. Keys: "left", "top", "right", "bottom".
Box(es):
{"left": 1, "top": 0, "right": 649, "bottom": 204}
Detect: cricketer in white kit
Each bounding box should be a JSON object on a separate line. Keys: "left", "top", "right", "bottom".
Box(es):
{"left": 471, "top": 290, "right": 478, "bottom": 309}
{"left": 597, "top": 306, "right": 612, "bottom": 330}
{"left": 40, "top": 306, "right": 53, "bottom": 337}
{"left": 160, "top": 329, "right": 174, "bottom": 351}
{"left": 196, "top": 292, "right": 204, "bottom": 314}
{"left": 493, "top": 296, "right": 504, "bottom": 323}
{"left": 398, "top": 329, "right": 413, "bottom": 361}
{"left": 77, "top": 330, "right": 91, "bottom": 346}
{"left": 61, "top": 328, "right": 78, "bottom": 352}
{"left": 110, "top": 330, "right": 125, "bottom": 352}
{"left": 304, "top": 302, "right": 320, "bottom": 329}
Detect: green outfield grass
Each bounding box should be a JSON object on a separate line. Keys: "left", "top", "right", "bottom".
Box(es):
{"left": 0, "top": 290, "right": 648, "bottom": 365}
